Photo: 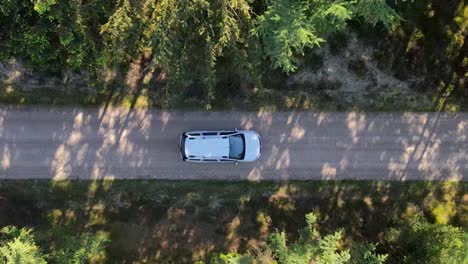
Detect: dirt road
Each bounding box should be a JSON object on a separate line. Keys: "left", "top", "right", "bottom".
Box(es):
{"left": 0, "top": 107, "right": 467, "bottom": 180}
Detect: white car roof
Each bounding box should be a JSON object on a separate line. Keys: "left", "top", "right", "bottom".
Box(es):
{"left": 185, "top": 136, "right": 229, "bottom": 158}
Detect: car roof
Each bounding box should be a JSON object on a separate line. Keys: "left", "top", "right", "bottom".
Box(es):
{"left": 185, "top": 136, "right": 229, "bottom": 158}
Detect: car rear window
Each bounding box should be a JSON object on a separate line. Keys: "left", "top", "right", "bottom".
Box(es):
{"left": 229, "top": 134, "right": 245, "bottom": 160}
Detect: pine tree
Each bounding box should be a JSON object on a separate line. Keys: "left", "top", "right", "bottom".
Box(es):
{"left": 252, "top": 0, "right": 401, "bottom": 73}
{"left": 0, "top": 226, "right": 47, "bottom": 264}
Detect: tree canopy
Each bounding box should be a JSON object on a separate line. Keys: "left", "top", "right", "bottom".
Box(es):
{"left": 0, "top": 0, "right": 401, "bottom": 103}
{"left": 207, "top": 213, "right": 388, "bottom": 264}
{"left": 385, "top": 213, "right": 468, "bottom": 264}
{"left": 252, "top": 0, "right": 400, "bottom": 72}
{"left": 0, "top": 226, "right": 108, "bottom": 264}
{"left": 0, "top": 226, "right": 47, "bottom": 264}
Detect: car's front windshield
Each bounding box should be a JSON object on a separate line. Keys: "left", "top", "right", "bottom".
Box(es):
{"left": 229, "top": 134, "right": 245, "bottom": 160}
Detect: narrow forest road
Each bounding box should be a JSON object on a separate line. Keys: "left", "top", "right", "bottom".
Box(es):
{"left": 0, "top": 107, "right": 467, "bottom": 180}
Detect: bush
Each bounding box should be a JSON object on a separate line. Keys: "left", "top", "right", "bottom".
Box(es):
{"left": 207, "top": 213, "right": 386, "bottom": 264}
{"left": 385, "top": 212, "right": 468, "bottom": 264}
{"left": 0, "top": 226, "right": 47, "bottom": 264}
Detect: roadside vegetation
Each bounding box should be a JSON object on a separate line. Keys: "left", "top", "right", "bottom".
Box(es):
{"left": 0, "top": 180, "right": 466, "bottom": 263}
{"left": 1, "top": 0, "right": 466, "bottom": 111}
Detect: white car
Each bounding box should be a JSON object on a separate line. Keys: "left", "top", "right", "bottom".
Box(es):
{"left": 180, "top": 129, "right": 261, "bottom": 163}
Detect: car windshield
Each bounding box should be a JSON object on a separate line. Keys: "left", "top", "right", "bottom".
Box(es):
{"left": 229, "top": 134, "right": 245, "bottom": 160}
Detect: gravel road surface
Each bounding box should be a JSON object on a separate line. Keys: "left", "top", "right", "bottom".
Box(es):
{"left": 1, "top": 107, "right": 467, "bottom": 180}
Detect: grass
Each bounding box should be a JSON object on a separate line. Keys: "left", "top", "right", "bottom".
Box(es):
{"left": 0, "top": 180, "right": 466, "bottom": 263}
{"left": 0, "top": 83, "right": 108, "bottom": 106}
{"left": 0, "top": 82, "right": 436, "bottom": 112}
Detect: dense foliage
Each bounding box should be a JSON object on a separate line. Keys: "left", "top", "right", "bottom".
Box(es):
{"left": 0, "top": 227, "right": 46, "bottom": 264}
{"left": 208, "top": 213, "right": 387, "bottom": 264}
{"left": 0, "top": 226, "right": 108, "bottom": 263}
{"left": 0, "top": 180, "right": 466, "bottom": 263}
{"left": 252, "top": 0, "right": 400, "bottom": 72}
{"left": 207, "top": 212, "right": 468, "bottom": 264}
{"left": 0, "top": 0, "right": 402, "bottom": 104}
{"left": 2, "top": 213, "right": 466, "bottom": 264}
{"left": 384, "top": 212, "right": 468, "bottom": 264}
{"left": 1, "top": 0, "right": 399, "bottom": 71}
{"left": 2, "top": 1, "right": 466, "bottom": 110}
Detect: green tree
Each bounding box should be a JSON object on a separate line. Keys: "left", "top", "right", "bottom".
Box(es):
{"left": 209, "top": 252, "right": 254, "bottom": 264}
{"left": 350, "top": 243, "right": 388, "bottom": 264}
{"left": 0, "top": 0, "right": 112, "bottom": 71}
{"left": 0, "top": 226, "right": 47, "bottom": 264}
{"left": 208, "top": 213, "right": 386, "bottom": 264}
{"left": 0, "top": 0, "right": 404, "bottom": 104}
{"left": 385, "top": 212, "right": 468, "bottom": 264}
{"left": 252, "top": 0, "right": 400, "bottom": 73}
{"left": 0, "top": 226, "right": 109, "bottom": 264}
{"left": 265, "top": 213, "right": 350, "bottom": 264}
{"left": 43, "top": 226, "right": 109, "bottom": 264}
{"left": 99, "top": 0, "right": 254, "bottom": 105}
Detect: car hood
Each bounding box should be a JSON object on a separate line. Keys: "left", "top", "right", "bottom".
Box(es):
{"left": 242, "top": 131, "right": 261, "bottom": 162}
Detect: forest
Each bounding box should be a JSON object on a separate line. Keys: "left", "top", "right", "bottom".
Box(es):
{"left": 0, "top": 0, "right": 466, "bottom": 110}
{"left": 0, "top": 180, "right": 466, "bottom": 263}
{"left": 0, "top": 0, "right": 467, "bottom": 263}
